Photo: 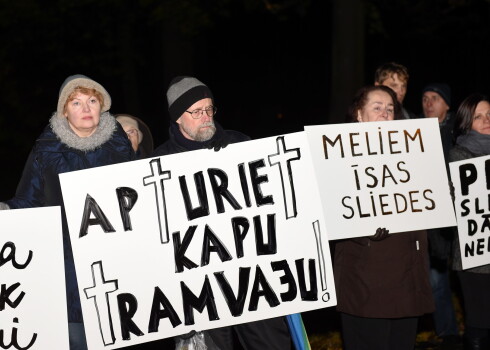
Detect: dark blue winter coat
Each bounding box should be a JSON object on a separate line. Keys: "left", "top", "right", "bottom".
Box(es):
{"left": 5, "top": 112, "right": 134, "bottom": 322}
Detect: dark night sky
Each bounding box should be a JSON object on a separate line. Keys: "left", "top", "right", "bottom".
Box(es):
{"left": 1, "top": 0, "right": 490, "bottom": 199}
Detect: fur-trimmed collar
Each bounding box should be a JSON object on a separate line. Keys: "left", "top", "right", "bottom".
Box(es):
{"left": 49, "top": 112, "right": 117, "bottom": 152}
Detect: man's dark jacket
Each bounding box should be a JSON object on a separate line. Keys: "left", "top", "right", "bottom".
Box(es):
{"left": 5, "top": 114, "right": 134, "bottom": 322}
{"left": 151, "top": 121, "right": 249, "bottom": 156}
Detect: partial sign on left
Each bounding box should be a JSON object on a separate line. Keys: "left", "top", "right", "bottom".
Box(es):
{"left": 0, "top": 206, "right": 68, "bottom": 349}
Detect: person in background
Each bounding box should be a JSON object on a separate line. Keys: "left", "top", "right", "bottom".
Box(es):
{"left": 151, "top": 76, "right": 293, "bottom": 350}
{"left": 422, "top": 83, "right": 455, "bottom": 161}
{"left": 0, "top": 74, "right": 135, "bottom": 350}
{"left": 334, "top": 85, "right": 434, "bottom": 350}
{"left": 422, "top": 83, "right": 462, "bottom": 348}
{"left": 116, "top": 114, "right": 154, "bottom": 157}
{"left": 374, "top": 62, "right": 415, "bottom": 119}
{"left": 450, "top": 93, "right": 490, "bottom": 350}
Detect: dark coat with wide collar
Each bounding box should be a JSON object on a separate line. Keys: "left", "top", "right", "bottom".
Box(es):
{"left": 334, "top": 230, "right": 435, "bottom": 318}
{"left": 6, "top": 113, "right": 134, "bottom": 322}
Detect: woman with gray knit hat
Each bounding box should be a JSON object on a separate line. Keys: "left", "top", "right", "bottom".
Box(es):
{"left": 0, "top": 74, "right": 135, "bottom": 350}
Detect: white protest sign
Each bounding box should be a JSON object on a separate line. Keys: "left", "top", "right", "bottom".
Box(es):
{"left": 59, "top": 131, "right": 336, "bottom": 350}
{"left": 305, "top": 118, "right": 456, "bottom": 240}
{"left": 450, "top": 155, "right": 490, "bottom": 269}
{"left": 0, "top": 206, "right": 68, "bottom": 349}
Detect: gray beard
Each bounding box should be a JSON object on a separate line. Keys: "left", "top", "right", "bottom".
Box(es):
{"left": 182, "top": 121, "right": 216, "bottom": 142}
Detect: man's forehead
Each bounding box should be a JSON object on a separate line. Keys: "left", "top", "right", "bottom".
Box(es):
{"left": 423, "top": 91, "right": 441, "bottom": 98}
{"left": 187, "top": 98, "right": 213, "bottom": 109}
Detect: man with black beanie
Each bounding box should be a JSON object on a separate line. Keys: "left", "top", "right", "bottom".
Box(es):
{"left": 151, "top": 76, "right": 293, "bottom": 350}
{"left": 421, "top": 83, "right": 462, "bottom": 348}
{"left": 421, "top": 83, "right": 454, "bottom": 161}
{"left": 152, "top": 76, "right": 249, "bottom": 155}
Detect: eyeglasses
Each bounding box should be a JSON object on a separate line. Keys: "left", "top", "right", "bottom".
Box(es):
{"left": 185, "top": 106, "right": 217, "bottom": 119}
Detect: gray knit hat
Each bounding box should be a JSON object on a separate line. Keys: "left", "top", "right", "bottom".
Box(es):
{"left": 57, "top": 74, "right": 111, "bottom": 117}
{"left": 167, "top": 76, "right": 214, "bottom": 122}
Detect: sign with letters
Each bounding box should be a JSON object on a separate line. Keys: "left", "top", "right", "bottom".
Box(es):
{"left": 305, "top": 118, "right": 456, "bottom": 240}
{"left": 60, "top": 132, "right": 335, "bottom": 349}
{"left": 450, "top": 154, "right": 490, "bottom": 269}
{"left": 0, "top": 206, "right": 68, "bottom": 350}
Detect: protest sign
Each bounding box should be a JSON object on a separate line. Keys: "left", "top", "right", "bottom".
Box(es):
{"left": 0, "top": 206, "right": 68, "bottom": 349}
{"left": 305, "top": 118, "right": 456, "bottom": 240}
{"left": 450, "top": 154, "right": 490, "bottom": 269}
{"left": 59, "top": 132, "right": 335, "bottom": 349}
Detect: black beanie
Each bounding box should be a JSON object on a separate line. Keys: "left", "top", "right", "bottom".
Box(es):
{"left": 422, "top": 83, "right": 451, "bottom": 107}
{"left": 166, "top": 76, "right": 214, "bottom": 122}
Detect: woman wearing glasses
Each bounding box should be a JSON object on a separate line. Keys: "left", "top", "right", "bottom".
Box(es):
{"left": 334, "top": 85, "right": 434, "bottom": 350}
{"left": 116, "top": 114, "right": 154, "bottom": 157}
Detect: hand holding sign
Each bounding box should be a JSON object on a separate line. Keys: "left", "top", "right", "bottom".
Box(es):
{"left": 369, "top": 227, "right": 390, "bottom": 241}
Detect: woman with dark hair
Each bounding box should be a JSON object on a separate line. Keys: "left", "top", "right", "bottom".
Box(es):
{"left": 345, "top": 85, "right": 402, "bottom": 122}
{"left": 334, "top": 85, "right": 434, "bottom": 350}
{"left": 450, "top": 93, "right": 490, "bottom": 349}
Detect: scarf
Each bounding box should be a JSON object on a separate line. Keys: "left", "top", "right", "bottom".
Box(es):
{"left": 50, "top": 111, "right": 116, "bottom": 152}
{"left": 456, "top": 130, "right": 490, "bottom": 156}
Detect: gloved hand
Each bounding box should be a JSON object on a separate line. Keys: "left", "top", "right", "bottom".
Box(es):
{"left": 206, "top": 134, "right": 230, "bottom": 152}
{"left": 369, "top": 227, "right": 389, "bottom": 241}
{"left": 175, "top": 331, "right": 209, "bottom": 350}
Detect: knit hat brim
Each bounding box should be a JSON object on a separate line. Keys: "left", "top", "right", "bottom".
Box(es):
{"left": 57, "top": 75, "right": 112, "bottom": 118}
{"left": 169, "top": 85, "right": 214, "bottom": 122}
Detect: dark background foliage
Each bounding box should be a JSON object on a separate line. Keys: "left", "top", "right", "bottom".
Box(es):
{"left": 1, "top": 0, "right": 490, "bottom": 199}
